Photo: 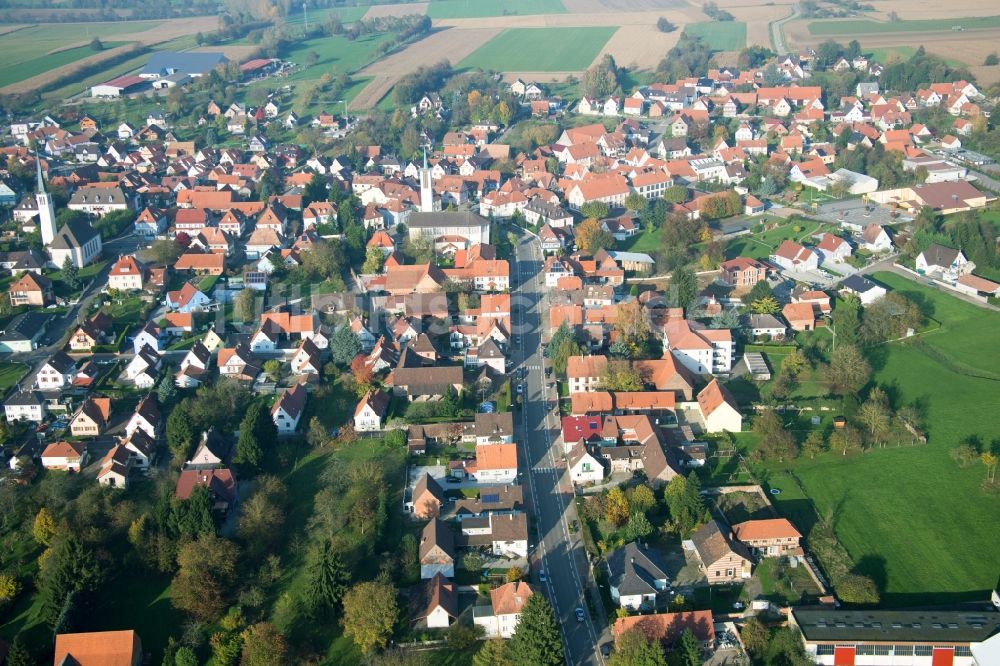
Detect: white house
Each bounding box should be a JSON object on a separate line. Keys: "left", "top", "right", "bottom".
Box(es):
{"left": 124, "top": 345, "right": 162, "bottom": 388}
{"left": 839, "top": 274, "right": 887, "bottom": 305}
{"left": 271, "top": 383, "right": 306, "bottom": 435}
{"left": 606, "top": 542, "right": 670, "bottom": 611}
{"left": 353, "top": 390, "right": 389, "bottom": 432}
{"left": 815, "top": 233, "right": 852, "bottom": 264}
{"left": 35, "top": 352, "right": 76, "bottom": 391}
{"left": 860, "top": 223, "right": 893, "bottom": 253}
{"left": 916, "top": 243, "right": 970, "bottom": 280}
{"left": 474, "top": 582, "right": 535, "bottom": 639}
{"left": 567, "top": 441, "right": 605, "bottom": 485}
{"left": 4, "top": 390, "right": 47, "bottom": 423}
{"left": 771, "top": 240, "right": 819, "bottom": 272}
{"left": 696, "top": 379, "right": 742, "bottom": 434}
{"left": 472, "top": 443, "right": 517, "bottom": 484}
{"left": 40, "top": 440, "right": 88, "bottom": 472}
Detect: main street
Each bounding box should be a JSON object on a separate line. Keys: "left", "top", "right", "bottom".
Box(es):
{"left": 511, "top": 231, "right": 607, "bottom": 666}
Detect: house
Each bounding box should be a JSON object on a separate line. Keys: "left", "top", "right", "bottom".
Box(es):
{"left": 354, "top": 390, "right": 390, "bottom": 432}
{"left": 745, "top": 314, "right": 787, "bottom": 340}
{"left": 782, "top": 301, "right": 816, "bottom": 331}
{"left": 289, "top": 337, "right": 322, "bottom": 376}
{"left": 567, "top": 440, "right": 605, "bottom": 484}
{"left": 132, "top": 320, "right": 162, "bottom": 354}
{"left": 860, "top": 223, "right": 892, "bottom": 253}
{"left": 70, "top": 396, "right": 112, "bottom": 437}
{"left": 186, "top": 429, "right": 231, "bottom": 469}
{"left": 97, "top": 445, "right": 133, "bottom": 489}
{"left": 720, "top": 257, "right": 767, "bottom": 288}
{"left": 166, "top": 282, "right": 211, "bottom": 313}
{"left": 771, "top": 240, "right": 819, "bottom": 272}
{"left": 661, "top": 312, "right": 734, "bottom": 375}
{"left": 453, "top": 485, "right": 523, "bottom": 518}
{"left": 916, "top": 243, "right": 971, "bottom": 279}
{"left": 689, "top": 519, "right": 752, "bottom": 584}
{"left": 36, "top": 351, "right": 76, "bottom": 390}
{"left": 411, "top": 573, "right": 457, "bottom": 629}
{"left": 108, "top": 255, "right": 148, "bottom": 291}
{"left": 175, "top": 467, "right": 237, "bottom": 512}
{"left": 459, "top": 512, "right": 528, "bottom": 558}
{"left": 272, "top": 383, "right": 306, "bottom": 434}
{"left": 474, "top": 582, "right": 535, "bottom": 639}
{"left": 732, "top": 518, "right": 802, "bottom": 557}
{"left": 176, "top": 340, "right": 212, "bottom": 388}
{"left": 612, "top": 611, "right": 715, "bottom": 651}
{"left": 41, "top": 440, "right": 89, "bottom": 471}
{"left": 419, "top": 517, "right": 455, "bottom": 579}
{"left": 124, "top": 344, "right": 162, "bottom": 388}
{"left": 8, "top": 271, "right": 52, "bottom": 307}
{"left": 69, "top": 312, "right": 112, "bottom": 351}
{"left": 4, "top": 390, "right": 47, "bottom": 423}
{"left": 390, "top": 359, "right": 464, "bottom": 401}
{"left": 54, "top": 630, "right": 143, "bottom": 666}
{"left": 815, "top": 233, "right": 852, "bottom": 263}
{"left": 0, "top": 311, "right": 49, "bottom": 352}
{"left": 410, "top": 472, "right": 446, "bottom": 519}
{"left": 839, "top": 274, "right": 887, "bottom": 305}
{"left": 125, "top": 394, "right": 161, "bottom": 441}
{"left": 217, "top": 344, "right": 263, "bottom": 382}
{"left": 606, "top": 541, "right": 670, "bottom": 611}
{"left": 473, "top": 442, "right": 518, "bottom": 484}
{"left": 696, "top": 379, "right": 742, "bottom": 433}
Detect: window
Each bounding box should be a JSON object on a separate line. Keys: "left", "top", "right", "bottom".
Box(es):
{"left": 872, "top": 645, "right": 892, "bottom": 656}
{"left": 816, "top": 646, "right": 834, "bottom": 656}
{"left": 726, "top": 568, "right": 734, "bottom": 576}
{"left": 914, "top": 646, "right": 932, "bottom": 657}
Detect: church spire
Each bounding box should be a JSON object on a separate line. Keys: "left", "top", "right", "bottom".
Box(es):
{"left": 35, "top": 152, "right": 45, "bottom": 194}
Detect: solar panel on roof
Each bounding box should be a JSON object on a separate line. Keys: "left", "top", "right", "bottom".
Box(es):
{"left": 482, "top": 494, "right": 499, "bottom": 503}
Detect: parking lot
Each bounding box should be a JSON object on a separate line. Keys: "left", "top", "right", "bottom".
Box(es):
{"left": 813, "top": 199, "right": 908, "bottom": 229}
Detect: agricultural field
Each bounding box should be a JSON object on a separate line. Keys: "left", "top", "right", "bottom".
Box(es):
{"left": 426, "top": 0, "right": 567, "bottom": 19}
{"left": 683, "top": 20, "right": 747, "bottom": 51}
{"left": 283, "top": 4, "right": 370, "bottom": 26}
{"left": 760, "top": 272, "right": 1000, "bottom": 604}
{"left": 808, "top": 14, "right": 1000, "bottom": 35}
{"left": 595, "top": 24, "right": 679, "bottom": 71}
{"left": 459, "top": 26, "right": 616, "bottom": 72}
{"left": 0, "top": 40, "right": 125, "bottom": 88}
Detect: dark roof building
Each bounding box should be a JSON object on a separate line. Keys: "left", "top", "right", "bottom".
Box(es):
{"left": 142, "top": 51, "right": 228, "bottom": 78}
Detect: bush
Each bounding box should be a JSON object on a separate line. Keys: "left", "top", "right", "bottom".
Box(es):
{"left": 985, "top": 53, "right": 999, "bottom": 66}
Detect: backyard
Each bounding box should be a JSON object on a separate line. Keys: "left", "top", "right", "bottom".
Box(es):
{"left": 725, "top": 216, "right": 832, "bottom": 261}
{"left": 459, "top": 27, "right": 617, "bottom": 72}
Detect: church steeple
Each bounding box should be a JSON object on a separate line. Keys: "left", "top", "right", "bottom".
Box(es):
{"left": 35, "top": 153, "right": 56, "bottom": 247}
{"left": 419, "top": 147, "right": 434, "bottom": 213}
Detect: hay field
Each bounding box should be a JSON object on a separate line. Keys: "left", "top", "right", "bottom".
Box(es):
{"left": 459, "top": 26, "right": 616, "bottom": 71}
{"left": 364, "top": 2, "right": 429, "bottom": 19}
{"left": 352, "top": 26, "right": 502, "bottom": 108}
{"left": 426, "top": 0, "right": 567, "bottom": 19}
{"left": 596, "top": 24, "right": 680, "bottom": 69}
{"left": 808, "top": 15, "right": 1000, "bottom": 36}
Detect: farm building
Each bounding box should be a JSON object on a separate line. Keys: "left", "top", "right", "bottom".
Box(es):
{"left": 141, "top": 51, "right": 228, "bottom": 79}
{"left": 91, "top": 76, "right": 148, "bottom": 98}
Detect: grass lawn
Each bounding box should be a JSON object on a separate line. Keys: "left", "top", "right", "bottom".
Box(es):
{"left": 683, "top": 21, "right": 747, "bottom": 51}
{"left": 866, "top": 46, "right": 917, "bottom": 64}
{"left": 757, "top": 272, "right": 1000, "bottom": 605}
{"left": 427, "top": 0, "right": 567, "bottom": 19}
{"left": 0, "top": 362, "right": 28, "bottom": 393}
{"left": 808, "top": 15, "right": 1000, "bottom": 35}
{"left": 459, "top": 27, "right": 616, "bottom": 72}
{"left": 618, "top": 227, "right": 662, "bottom": 254}
{"left": 725, "top": 217, "right": 827, "bottom": 261}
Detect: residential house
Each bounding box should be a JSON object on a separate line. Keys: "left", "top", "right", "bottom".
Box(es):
{"left": 459, "top": 512, "right": 528, "bottom": 558}
{"left": 97, "top": 445, "right": 133, "bottom": 489}
{"left": 8, "top": 271, "right": 52, "bottom": 307}
{"left": 410, "top": 472, "right": 446, "bottom": 519}
{"left": 411, "top": 574, "right": 457, "bottom": 629}
{"left": 695, "top": 379, "right": 742, "bottom": 433}
{"left": 720, "top": 257, "right": 768, "bottom": 288}
{"left": 473, "top": 582, "right": 535, "bottom": 639}
{"left": 108, "top": 255, "right": 147, "bottom": 290}
{"left": 839, "top": 274, "right": 887, "bottom": 305}
{"left": 782, "top": 301, "right": 816, "bottom": 331}
{"left": 175, "top": 340, "right": 212, "bottom": 387}
{"left": 815, "top": 233, "right": 852, "bottom": 263}
{"left": 4, "top": 390, "right": 47, "bottom": 423}
{"left": 0, "top": 311, "right": 48, "bottom": 352}
{"left": 54, "top": 630, "right": 143, "bottom": 666}
{"left": 185, "top": 429, "right": 231, "bottom": 469}
{"left": 732, "top": 518, "right": 802, "bottom": 557}
{"left": 472, "top": 442, "right": 518, "bottom": 484}
{"left": 354, "top": 389, "right": 390, "bottom": 432}
{"left": 689, "top": 519, "right": 752, "bottom": 584}
{"left": 567, "top": 440, "right": 605, "bottom": 485}
{"left": 419, "top": 517, "right": 455, "bottom": 579}
{"left": 606, "top": 542, "right": 670, "bottom": 611}
{"left": 69, "top": 312, "right": 113, "bottom": 351}
{"left": 612, "top": 611, "right": 716, "bottom": 651}
{"left": 217, "top": 344, "right": 263, "bottom": 382}
{"left": 36, "top": 351, "right": 76, "bottom": 390}
{"left": 860, "top": 223, "right": 892, "bottom": 253}
{"left": 69, "top": 396, "right": 112, "bottom": 437}
{"left": 124, "top": 344, "right": 162, "bottom": 388}
{"left": 175, "top": 468, "right": 237, "bottom": 513}
{"left": 271, "top": 383, "right": 307, "bottom": 434}
{"left": 771, "top": 240, "right": 819, "bottom": 272}
{"left": 125, "top": 394, "right": 161, "bottom": 441}
{"left": 166, "top": 282, "right": 212, "bottom": 313}
{"left": 41, "top": 440, "right": 89, "bottom": 471}
{"left": 916, "top": 243, "right": 971, "bottom": 279}
{"left": 744, "top": 314, "right": 787, "bottom": 340}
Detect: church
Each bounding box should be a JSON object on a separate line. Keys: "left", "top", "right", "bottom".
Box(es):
{"left": 35, "top": 159, "right": 102, "bottom": 269}
{"left": 407, "top": 152, "right": 491, "bottom": 251}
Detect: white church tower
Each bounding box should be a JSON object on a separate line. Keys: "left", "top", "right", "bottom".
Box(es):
{"left": 35, "top": 156, "right": 56, "bottom": 247}
{"left": 419, "top": 149, "right": 435, "bottom": 213}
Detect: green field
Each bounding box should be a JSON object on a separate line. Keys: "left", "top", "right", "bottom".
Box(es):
{"left": 0, "top": 362, "right": 28, "bottom": 393}
{"left": 283, "top": 4, "right": 370, "bottom": 26}
{"left": 764, "top": 272, "right": 1000, "bottom": 604}
{"left": 459, "top": 27, "right": 616, "bottom": 72}
{"left": 809, "top": 15, "right": 1000, "bottom": 35}
{"left": 427, "top": 0, "right": 567, "bottom": 19}
{"left": 683, "top": 21, "right": 747, "bottom": 51}
{"left": 725, "top": 217, "right": 830, "bottom": 261}
{"left": 866, "top": 46, "right": 918, "bottom": 64}
{"left": 0, "top": 40, "right": 127, "bottom": 87}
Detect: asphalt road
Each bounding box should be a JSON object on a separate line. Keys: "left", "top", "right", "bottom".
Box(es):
{"left": 511, "top": 232, "right": 608, "bottom": 665}
{"left": 770, "top": 4, "right": 798, "bottom": 55}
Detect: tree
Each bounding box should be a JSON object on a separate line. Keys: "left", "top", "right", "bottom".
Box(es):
{"left": 89, "top": 36, "right": 103, "bottom": 50}
{"left": 742, "top": 279, "right": 773, "bottom": 306}
{"left": 740, "top": 617, "right": 769, "bottom": 657}
{"left": 663, "top": 473, "right": 706, "bottom": 536}
{"left": 858, "top": 387, "right": 891, "bottom": 446}
{"left": 605, "top": 487, "right": 631, "bottom": 526}
{"left": 754, "top": 410, "right": 797, "bottom": 462}
{"left": 240, "top": 622, "right": 288, "bottom": 666}
{"left": 826, "top": 345, "right": 871, "bottom": 395}
{"left": 670, "top": 267, "right": 698, "bottom": 312}
{"left": 986, "top": 53, "right": 999, "bottom": 66}
{"left": 342, "top": 580, "right": 398, "bottom": 654}
{"left": 575, "top": 218, "right": 615, "bottom": 255}
{"left": 547, "top": 322, "right": 583, "bottom": 377}
{"left": 149, "top": 238, "right": 182, "bottom": 264}
{"left": 629, "top": 484, "right": 656, "bottom": 514}
{"left": 33, "top": 507, "right": 58, "bottom": 546}
{"left": 667, "top": 629, "right": 701, "bottom": 666}
{"left": 234, "top": 287, "right": 257, "bottom": 321}
{"left": 235, "top": 402, "right": 275, "bottom": 472}
{"left": 803, "top": 430, "right": 826, "bottom": 459}
{"left": 614, "top": 300, "right": 651, "bottom": 353}
{"left": 835, "top": 573, "right": 880, "bottom": 605}
{"left": 37, "top": 536, "right": 103, "bottom": 626}
{"left": 749, "top": 295, "right": 780, "bottom": 315}
{"left": 831, "top": 425, "right": 864, "bottom": 456}
{"left": 580, "top": 201, "right": 610, "bottom": 220}
{"left": 508, "top": 593, "right": 564, "bottom": 666}
{"left": 304, "top": 540, "right": 351, "bottom": 618}
{"left": 167, "top": 401, "right": 196, "bottom": 461}
{"left": 263, "top": 359, "right": 282, "bottom": 383}
{"left": 463, "top": 551, "right": 484, "bottom": 574}
{"left": 61, "top": 256, "right": 80, "bottom": 291}
{"left": 331, "top": 325, "right": 362, "bottom": 366}
{"left": 832, "top": 295, "right": 862, "bottom": 347}
{"left": 172, "top": 534, "right": 240, "bottom": 621}
{"left": 982, "top": 452, "right": 998, "bottom": 483}
{"left": 656, "top": 17, "right": 677, "bottom": 32}
{"left": 782, "top": 348, "right": 809, "bottom": 377}
{"left": 624, "top": 511, "right": 654, "bottom": 542}
{"left": 156, "top": 371, "right": 177, "bottom": 405}
{"left": 506, "top": 566, "right": 524, "bottom": 583}
{"left": 362, "top": 246, "right": 385, "bottom": 274}
{"left": 610, "top": 628, "right": 667, "bottom": 666}
{"left": 6, "top": 635, "right": 31, "bottom": 666}
{"left": 0, "top": 574, "right": 21, "bottom": 605}
{"left": 625, "top": 193, "right": 649, "bottom": 212}
{"left": 601, "top": 360, "right": 643, "bottom": 392}
{"left": 473, "top": 639, "right": 512, "bottom": 666}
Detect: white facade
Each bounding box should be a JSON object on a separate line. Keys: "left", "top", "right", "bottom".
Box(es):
{"left": 474, "top": 610, "right": 523, "bottom": 639}
{"left": 353, "top": 404, "right": 383, "bottom": 432}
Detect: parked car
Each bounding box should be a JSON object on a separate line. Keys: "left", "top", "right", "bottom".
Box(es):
{"left": 575, "top": 607, "right": 586, "bottom": 622}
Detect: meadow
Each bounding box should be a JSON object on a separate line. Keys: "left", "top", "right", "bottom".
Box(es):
{"left": 426, "top": 0, "right": 567, "bottom": 19}
{"left": 682, "top": 20, "right": 747, "bottom": 51}
{"left": 808, "top": 14, "right": 1000, "bottom": 35}
{"left": 0, "top": 41, "right": 127, "bottom": 88}
{"left": 459, "top": 26, "right": 616, "bottom": 72}
{"left": 757, "top": 272, "right": 1000, "bottom": 604}
{"left": 283, "top": 5, "right": 370, "bottom": 26}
